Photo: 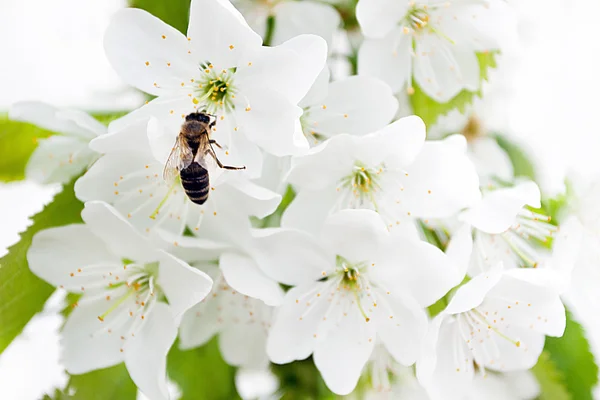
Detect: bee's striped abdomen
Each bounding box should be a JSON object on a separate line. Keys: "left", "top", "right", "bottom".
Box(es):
{"left": 180, "top": 162, "right": 210, "bottom": 205}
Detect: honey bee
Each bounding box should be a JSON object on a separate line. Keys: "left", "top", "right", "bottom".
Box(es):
{"left": 163, "top": 111, "right": 245, "bottom": 205}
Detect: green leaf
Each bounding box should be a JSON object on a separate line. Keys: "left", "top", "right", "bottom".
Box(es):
{"left": 60, "top": 364, "right": 137, "bottom": 400}
{"left": 532, "top": 351, "right": 572, "bottom": 400}
{"left": 273, "top": 357, "right": 336, "bottom": 400}
{"left": 544, "top": 310, "right": 598, "bottom": 400}
{"left": 167, "top": 338, "right": 239, "bottom": 399}
{"left": 93, "top": 111, "right": 128, "bottom": 126}
{"left": 255, "top": 185, "right": 296, "bottom": 228}
{"left": 0, "top": 116, "right": 54, "bottom": 182}
{"left": 540, "top": 180, "right": 573, "bottom": 225}
{"left": 130, "top": 0, "right": 191, "bottom": 34}
{"left": 494, "top": 134, "right": 537, "bottom": 181}
{"left": 0, "top": 178, "right": 84, "bottom": 355}
{"left": 411, "top": 52, "right": 497, "bottom": 129}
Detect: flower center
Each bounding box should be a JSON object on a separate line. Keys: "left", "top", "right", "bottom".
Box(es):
{"left": 501, "top": 209, "right": 557, "bottom": 268}
{"left": 401, "top": 2, "right": 455, "bottom": 45}
{"left": 335, "top": 255, "right": 372, "bottom": 321}
{"left": 405, "top": 5, "right": 431, "bottom": 32}
{"left": 338, "top": 161, "right": 384, "bottom": 211}
{"left": 97, "top": 261, "right": 160, "bottom": 323}
{"left": 461, "top": 115, "right": 484, "bottom": 142}
{"left": 194, "top": 63, "right": 238, "bottom": 114}
{"left": 299, "top": 111, "right": 325, "bottom": 145}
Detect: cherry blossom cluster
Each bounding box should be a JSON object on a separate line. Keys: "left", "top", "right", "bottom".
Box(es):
{"left": 11, "top": 0, "right": 583, "bottom": 399}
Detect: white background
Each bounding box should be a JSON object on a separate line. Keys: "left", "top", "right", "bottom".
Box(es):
{"left": 1, "top": 0, "right": 599, "bottom": 398}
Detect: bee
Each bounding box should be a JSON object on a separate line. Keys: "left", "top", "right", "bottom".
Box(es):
{"left": 163, "top": 111, "right": 245, "bottom": 205}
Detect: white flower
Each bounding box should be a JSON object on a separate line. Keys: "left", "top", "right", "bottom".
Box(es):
{"left": 460, "top": 181, "right": 559, "bottom": 274}
{"left": 235, "top": 368, "right": 279, "bottom": 400}
{"left": 360, "top": 344, "right": 429, "bottom": 397}
{"left": 261, "top": 209, "right": 459, "bottom": 395}
{"left": 466, "top": 370, "right": 540, "bottom": 400}
{"left": 9, "top": 101, "right": 106, "bottom": 184}
{"left": 299, "top": 68, "right": 399, "bottom": 145}
{"left": 364, "top": 345, "right": 539, "bottom": 400}
{"left": 557, "top": 178, "right": 600, "bottom": 363}
{"left": 179, "top": 267, "right": 274, "bottom": 368}
{"left": 428, "top": 103, "right": 514, "bottom": 184}
{"left": 356, "top": 0, "right": 512, "bottom": 101}
{"left": 162, "top": 214, "right": 296, "bottom": 368}
{"left": 75, "top": 117, "right": 281, "bottom": 237}
{"left": 104, "top": 0, "right": 327, "bottom": 173}
{"left": 233, "top": 0, "right": 341, "bottom": 49}
{"left": 282, "top": 116, "right": 481, "bottom": 234}
{"left": 27, "top": 201, "right": 212, "bottom": 400}
{"left": 564, "top": 180, "right": 600, "bottom": 307}
{"left": 417, "top": 264, "right": 565, "bottom": 400}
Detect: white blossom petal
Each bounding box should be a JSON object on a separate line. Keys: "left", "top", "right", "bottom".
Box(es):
{"left": 375, "top": 291, "right": 428, "bottom": 366}
{"left": 211, "top": 176, "right": 281, "bottom": 219}
{"left": 220, "top": 252, "right": 284, "bottom": 306}
{"left": 104, "top": 8, "right": 196, "bottom": 96}
{"left": 267, "top": 283, "right": 330, "bottom": 364}
{"left": 461, "top": 181, "right": 541, "bottom": 234}
{"left": 445, "top": 264, "right": 504, "bottom": 315}
{"left": 299, "top": 66, "right": 330, "bottom": 109}
{"left": 187, "top": 0, "right": 263, "bottom": 69}
{"left": 400, "top": 134, "right": 481, "bottom": 218}
{"left": 219, "top": 321, "right": 269, "bottom": 368}
{"left": 358, "top": 29, "right": 411, "bottom": 92}
{"left": 372, "top": 237, "right": 457, "bottom": 307}
{"left": 91, "top": 118, "right": 153, "bottom": 155}
{"left": 306, "top": 76, "right": 399, "bottom": 137}
{"left": 270, "top": 34, "right": 329, "bottom": 104}
{"left": 417, "top": 315, "right": 474, "bottom": 400}
{"left": 26, "top": 135, "right": 96, "bottom": 184}
{"left": 356, "top": 0, "right": 409, "bottom": 38}
{"left": 178, "top": 265, "right": 221, "bottom": 350}
{"left": 487, "top": 271, "right": 566, "bottom": 337}
{"left": 413, "top": 35, "right": 479, "bottom": 102}
{"left": 157, "top": 250, "right": 213, "bottom": 322}
{"left": 372, "top": 116, "right": 426, "bottom": 169}
{"left": 28, "top": 225, "right": 119, "bottom": 293}
{"left": 313, "top": 306, "right": 376, "bottom": 395}
{"left": 321, "top": 209, "right": 388, "bottom": 262}
{"left": 234, "top": 85, "right": 303, "bottom": 156}
{"left": 281, "top": 186, "right": 339, "bottom": 236}
{"left": 10, "top": 101, "right": 104, "bottom": 139}
{"left": 81, "top": 201, "right": 157, "bottom": 263}
{"left": 272, "top": 1, "right": 340, "bottom": 49}
{"left": 445, "top": 223, "right": 474, "bottom": 282}
{"left": 469, "top": 137, "right": 514, "bottom": 182}
{"left": 60, "top": 296, "right": 128, "bottom": 374}
{"left": 235, "top": 35, "right": 327, "bottom": 106}
{"left": 252, "top": 228, "right": 334, "bottom": 286}
{"left": 125, "top": 302, "right": 177, "bottom": 400}
{"left": 287, "top": 134, "right": 358, "bottom": 189}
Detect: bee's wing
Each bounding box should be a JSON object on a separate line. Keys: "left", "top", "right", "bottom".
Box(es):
{"left": 193, "top": 140, "right": 211, "bottom": 170}
{"left": 163, "top": 134, "right": 193, "bottom": 183}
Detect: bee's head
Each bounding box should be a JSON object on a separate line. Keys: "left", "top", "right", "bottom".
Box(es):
{"left": 185, "top": 112, "right": 211, "bottom": 124}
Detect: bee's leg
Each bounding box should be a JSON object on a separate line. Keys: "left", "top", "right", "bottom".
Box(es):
{"left": 209, "top": 139, "right": 223, "bottom": 149}
{"left": 205, "top": 148, "right": 246, "bottom": 170}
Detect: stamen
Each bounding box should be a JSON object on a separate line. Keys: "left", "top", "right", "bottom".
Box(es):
{"left": 149, "top": 180, "right": 178, "bottom": 219}
{"left": 471, "top": 309, "right": 521, "bottom": 347}
{"left": 98, "top": 288, "right": 136, "bottom": 322}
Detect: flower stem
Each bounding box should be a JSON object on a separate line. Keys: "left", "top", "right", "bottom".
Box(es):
{"left": 264, "top": 15, "right": 276, "bottom": 47}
